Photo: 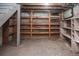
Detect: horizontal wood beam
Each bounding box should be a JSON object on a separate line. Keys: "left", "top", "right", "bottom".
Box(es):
{"left": 21, "top": 6, "right": 68, "bottom": 10}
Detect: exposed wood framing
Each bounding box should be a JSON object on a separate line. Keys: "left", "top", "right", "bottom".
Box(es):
{"left": 16, "top": 4, "right": 20, "bottom": 46}
{"left": 48, "top": 11, "right": 51, "bottom": 39}
{"left": 31, "top": 10, "right": 33, "bottom": 38}
{"left": 21, "top": 6, "right": 68, "bottom": 10}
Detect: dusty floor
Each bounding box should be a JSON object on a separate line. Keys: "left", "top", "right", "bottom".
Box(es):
{"left": 0, "top": 38, "right": 79, "bottom": 56}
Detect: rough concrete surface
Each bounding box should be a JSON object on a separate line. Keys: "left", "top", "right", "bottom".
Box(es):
{"left": 0, "top": 38, "right": 79, "bottom": 56}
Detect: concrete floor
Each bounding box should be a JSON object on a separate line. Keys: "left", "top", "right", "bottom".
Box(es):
{"left": 0, "top": 38, "right": 79, "bottom": 56}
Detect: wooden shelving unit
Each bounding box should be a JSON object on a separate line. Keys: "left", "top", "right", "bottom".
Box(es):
{"left": 20, "top": 9, "right": 61, "bottom": 39}
{"left": 50, "top": 13, "right": 60, "bottom": 39}
{"left": 8, "top": 13, "right": 17, "bottom": 42}
{"left": 61, "top": 15, "right": 72, "bottom": 42}
{"left": 73, "top": 18, "right": 79, "bottom": 43}
{"left": 61, "top": 12, "right": 79, "bottom": 50}
{"left": 20, "top": 10, "right": 31, "bottom": 39}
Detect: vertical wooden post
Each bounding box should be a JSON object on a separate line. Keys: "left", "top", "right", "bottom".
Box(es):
{"left": 49, "top": 11, "right": 51, "bottom": 39}
{"left": 16, "top": 4, "right": 20, "bottom": 46}
{"left": 60, "top": 12, "right": 64, "bottom": 40}
{"left": 30, "top": 10, "right": 33, "bottom": 38}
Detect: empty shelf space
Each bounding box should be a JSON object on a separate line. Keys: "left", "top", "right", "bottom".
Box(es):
{"left": 75, "top": 29, "right": 79, "bottom": 31}
{"left": 21, "top": 19, "right": 30, "bottom": 24}
{"left": 21, "top": 23, "right": 31, "bottom": 26}
{"left": 51, "top": 32, "right": 60, "bottom": 34}
{"left": 20, "top": 32, "right": 31, "bottom": 34}
{"left": 74, "top": 31, "right": 79, "bottom": 43}
{"left": 62, "top": 32, "right": 71, "bottom": 39}
{"left": 64, "top": 18, "right": 71, "bottom": 20}
{"left": 32, "top": 32, "right": 49, "bottom": 34}
{"left": 50, "top": 28, "right": 59, "bottom": 29}
{"left": 21, "top": 29, "right": 31, "bottom": 32}
{"left": 50, "top": 23, "right": 60, "bottom": 25}
{"left": 63, "top": 20, "right": 71, "bottom": 28}
{"left": 21, "top": 35, "right": 31, "bottom": 39}
{"left": 51, "top": 26, "right": 60, "bottom": 29}
{"left": 50, "top": 16, "right": 60, "bottom": 18}
{"left": 21, "top": 26, "right": 31, "bottom": 29}
{"left": 32, "top": 17, "right": 49, "bottom": 19}
{"left": 32, "top": 25, "right": 49, "bottom": 28}
{"left": 74, "top": 18, "right": 79, "bottom": 30}
{"left": 61, "top": 28, "right": 71, "bottom": 39}
{"left": 32, "top": 19, "right": 49, "bottom": 24}
{"left": 21, "top": 12, "right": 31, "bottom": 17}
{"left": 63, "top": 26, "right": 71, "bottom": 29}
{"left": 9, "top": 33, "right": 15, "bottom": 36}
{"left": 20, "top": 28, "right": 31, "bottom": 30}
{"left": 32, "top": 28, "right": 49, "bottom": 29}
{"left": 32, "top": 29, "right": 49, "bottom": 32}
{"left": 63, "top": 36, "right": 71, "bottom": 46}
{"left": 21, "top": 17, "right": 31, "bottom": 19}
{"left": 32, "top": 12, "right": 49, "bottom": 17}
{"left": 51, "top": 29, "right": 59, "bottom": 32}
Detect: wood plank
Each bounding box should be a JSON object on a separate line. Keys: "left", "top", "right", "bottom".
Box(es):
{"left": 32, "top": 17, "right": 49, "bottom": 19}
{"left": 21, "top": 6, "right": 67, "bottom": 10}
{"left": 31, "top": 10, "right": 33, "bottom": 38}
{"left": 16, "top": 5, "right": 20, "bottom": 46}
{"left": 49, "top": 11, "right": 51, "bottom": 39}
{"left": 21, "top": 17, "right": 31, "bottom": 19}
{"left": 32, "top": 24, "right": 49, "bottom": 25}
{"left": 32, "top": 32, "right": 49, "bottom": 34}
{"left": 21, "top": 32, "right": 31, "bottom": 34}
{"left": 32, "top": 28, "right": 49, "bottom": 29}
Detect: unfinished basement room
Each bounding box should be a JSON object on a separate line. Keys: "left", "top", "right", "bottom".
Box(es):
{"left": 0, "top": 3, "right": 79, "bottom": 56}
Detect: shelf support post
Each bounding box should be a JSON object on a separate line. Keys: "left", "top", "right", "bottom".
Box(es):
{"left": 16, "top": 4, "right": 20, "bottom": 46}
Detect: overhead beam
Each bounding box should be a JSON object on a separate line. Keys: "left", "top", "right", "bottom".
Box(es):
{"left": 21, "top": 6, "right": 68, "bottom": 10}
{"left": 20, "top": 3, "right": 66, "bottom": 7}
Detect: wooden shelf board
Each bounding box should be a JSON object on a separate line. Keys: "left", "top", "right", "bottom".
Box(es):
{"left": 51, "top": 32, "right": 60, "bottom": 34}
{"left": 32, "top": 32, "right": 49, "bottom": 34}
{"left": 75, "top": 40, "right": 79, "bottom": 43}
{"left": 64, "top": 18, "right": 71, "bottom": 20}
{"left": 50, "top": 23, "right": 60, "bottom": 25}
{"left": 51, "top": 28, "right": 59, "bottom": 29}
{"left": 21, "top": 17, "right": 31, "bottom": 19}
{"left": 62, "top": 33, "right": 71, "bottom": 39}
{"left": 21, "top": 24, "right": 31, "bottom": 26}
{"left": 32, "top": 28, "right": 49, "bottom": 29}
{"left": 32, "top": 17, "right": 49, "bottom": 19}
{"left": 20, "top": 28, "right": 31, "bottom": 30}
{"left": 50, "top": 16, "right": 60, "bottom": 18}
{"left": 63, "top": 27, "right": 71, "bottom": 30}
{"left": 32, "top": 28, "right": 49, "bottom": 30}
{"left": 32, "top": 24, "right": 49, "bottom": 25}
{"left": 75, "top": 29, "right": 79, "bottom": 31}
{"left": 21, "top": 32, "right": 31, "bottom": 34}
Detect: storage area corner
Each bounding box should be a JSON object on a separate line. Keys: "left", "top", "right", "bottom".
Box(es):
{"left": 1, "top": 3, "right": 79, "bottom": 56}
{"left": 60, "top": 4, "right": 79, "bottom": 52}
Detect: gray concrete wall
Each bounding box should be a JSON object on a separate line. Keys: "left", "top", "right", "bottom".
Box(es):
{"left": 64, "top": 5, "right": 79, "bottom": 18}
{"left": 63, "top": 8, "right": 72, "bottom": 18}
{"left": 73, "top": 5, "right": 79, "bottom": 17}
